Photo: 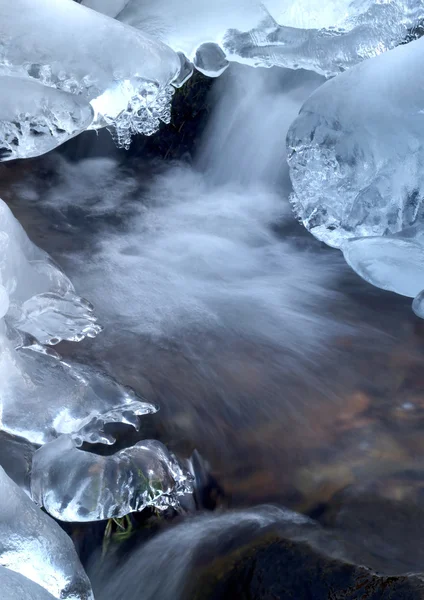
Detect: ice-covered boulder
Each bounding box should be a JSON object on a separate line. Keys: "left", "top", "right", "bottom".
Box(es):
{"left": 0, "top": 466, "right": 93, "bottom": 599}
{"left": 0, "top": 0, "right": 181, "bottom": 147}
{"left": 83, "top": 0, "right": 424, "bottom": 76}
{"left": 288, "top": 36, "right": 424, "bottom": 249}
{"left": 0, "top": 76, "right": 94, "bottom": 161}
{"left": 31, "top": 435, "right": 193, "bottom": 521}
{"left": 287, "top": 35, "right": 424, "bottom": 311}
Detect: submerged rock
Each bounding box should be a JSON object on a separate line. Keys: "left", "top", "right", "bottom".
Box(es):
{"left": 319, "top": 488, "right": 424, "bottom": 576}
{"left": 194, "top": 533, "right": 424, "bottom": 600}
{"left": 90, "top": 505, "right": 424, "bottom": 600}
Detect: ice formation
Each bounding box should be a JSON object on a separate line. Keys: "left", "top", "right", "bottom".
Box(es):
{"left": 0, "top": 76, "right": 94, "bottom": 161}
{"left": 193, "top": 43, "right": 229, "bottom": 78}
{"left": 0, "top": 431, "right": 36, "bottom": 495}
{"left": 0, "top": 0, "right": 420, "bottom": 156}
{"left": 288, "top": 37, "right": 424, "bottom": 249}
{"left": 14, "top": 293, "right": 101, "bottom": 345}
{"left": 413, "top": 289, "right": 424, "bottom": 318}
{"left": 0, "top": 566, "right": 57, "bottom": 600}
{"left": 2, "top": 0, "right": 423, "bottom": 595}
{"left": 287, "top": 36, "right": 424, "bottom": 303}
{"left": 0, "top": 197, "right": 101, "bottom": 345}
{"left": 83, "top": 0, "right": 424, "bottom": 76}
{"left": 0, "top": 161, "right": 195, "bottom": 588}
{"left": 343, "top": 237, "right": 424, "bottom": 298}
{"left": 0, "top": 0, "right": 181, "bottom": 148}
{"left": 223, "top": 0, "right": 424, "bottom": 74}
{"left": 31, "top": 435, "right": 193, "bottom": 521}
{"left": 1, "top": 341, "right": 158, "bottom": 445}
{"left": 0, "top": 196, "right": 157, "bottom": 445}
{"left": 0, "top": 0, "right": 420, "bottom": 157}
{"left": 0, "top": 466, "right": 94, "bottom": 599}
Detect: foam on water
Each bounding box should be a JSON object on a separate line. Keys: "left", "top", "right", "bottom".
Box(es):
{"left": 21, "top": 67, "right": 344, "bottom": 356}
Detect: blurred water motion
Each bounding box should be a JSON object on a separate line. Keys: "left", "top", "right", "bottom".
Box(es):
{"left": 3, "top": 64, "right": 424, "bottom": 518}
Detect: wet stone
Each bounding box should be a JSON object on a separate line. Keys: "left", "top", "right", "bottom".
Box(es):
{"left": 319, "top": 488, "right": 424, "bottom": 576}
{"left": 192, "top": 533, "right": 424, "bottom": 600}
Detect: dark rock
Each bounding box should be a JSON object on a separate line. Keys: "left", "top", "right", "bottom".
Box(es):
{"left": 56, "top": 71, "right": 215, "bottom": 162}
{"left": 186, "top": 449, "right": 227, "bottom": 511}
{"left": 192, "top": 533, "right": 424, "bottom": 600}
{"left": 128, "top": 71, "right": 214, "bottom": 161}
{"left": 318, "top": 489, "right": 424, "bottom": 576}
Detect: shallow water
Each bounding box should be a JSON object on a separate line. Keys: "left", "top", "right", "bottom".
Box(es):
{"left": 3, "top": 65, "right": 424, "bottom": 594}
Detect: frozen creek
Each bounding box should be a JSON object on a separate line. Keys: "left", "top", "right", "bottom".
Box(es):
{"left": 2, "top": 1, "right": 424, "bottom": 599}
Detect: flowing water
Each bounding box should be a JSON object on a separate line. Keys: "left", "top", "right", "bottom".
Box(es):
{"left": 3, "top": 64, "right": 424, "bottom": 596}
{"left": 91, "top": 506, "right": 310, "bottom": 600}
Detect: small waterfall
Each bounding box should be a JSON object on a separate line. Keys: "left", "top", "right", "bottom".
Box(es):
{"left": 38, "top": 63, "right": 342, "bottom": 357}
{"left": 197, "top": 64, "right": 323, "bottom": 187}
{"left": 91, "top": 506, "right": 312, "bottom": 600}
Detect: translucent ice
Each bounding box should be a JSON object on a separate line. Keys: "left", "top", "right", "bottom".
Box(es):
{"left": 80, "top": 0, "right": 129, "bottom": 18}
{"left": 193, "top": 43, "right": 229, "bottom": 78}
{"left": 0, "top": 76, "right": 93, "bottom": 161}
{"left": 0, "top": 199, "right": 154, "bottom": 445}
{"left": 0, "top": 198, "right": 72, "bottom": 301}
{"left": 287, "top": 37, "right": 424, "bottom": 249}
{"left": 84, "top": 0, "right": 424, "bottom": 75}
{"left": 0, "top": 0, "right": 181, "bottom": 146}
{"left": 0, "top": 431, "right": 36, "bottom": 494}
{"left": 14, "top": 293, "right": 102, "bottom": 345}
{"left": 31, "top": 435, "right": 193, "bottom": 521}
{"left": 224, "top": 0, "right": 424, "bottom": 75}
{"left": 0, "top": 189, "right": 175, "bottom": 465}
{"left": 0, "top": 197, "right": 101, "bottom": 345}
{"left": 343, "top": 237, "right": 424, "bottom": 298}
{"left": 0, "top": 567, "right": 56, "bottom": 600}
{"left": 0, "top": 285, "right": 8, "bottom": 320}
{"left": 0, "top": 333, "right": 157, "bottom": 445}
{"left": 0, "top": 466, "right": 93, "bottom": 599}
{"left": 413, "top": 289, "right": 424, "bottom": 318}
